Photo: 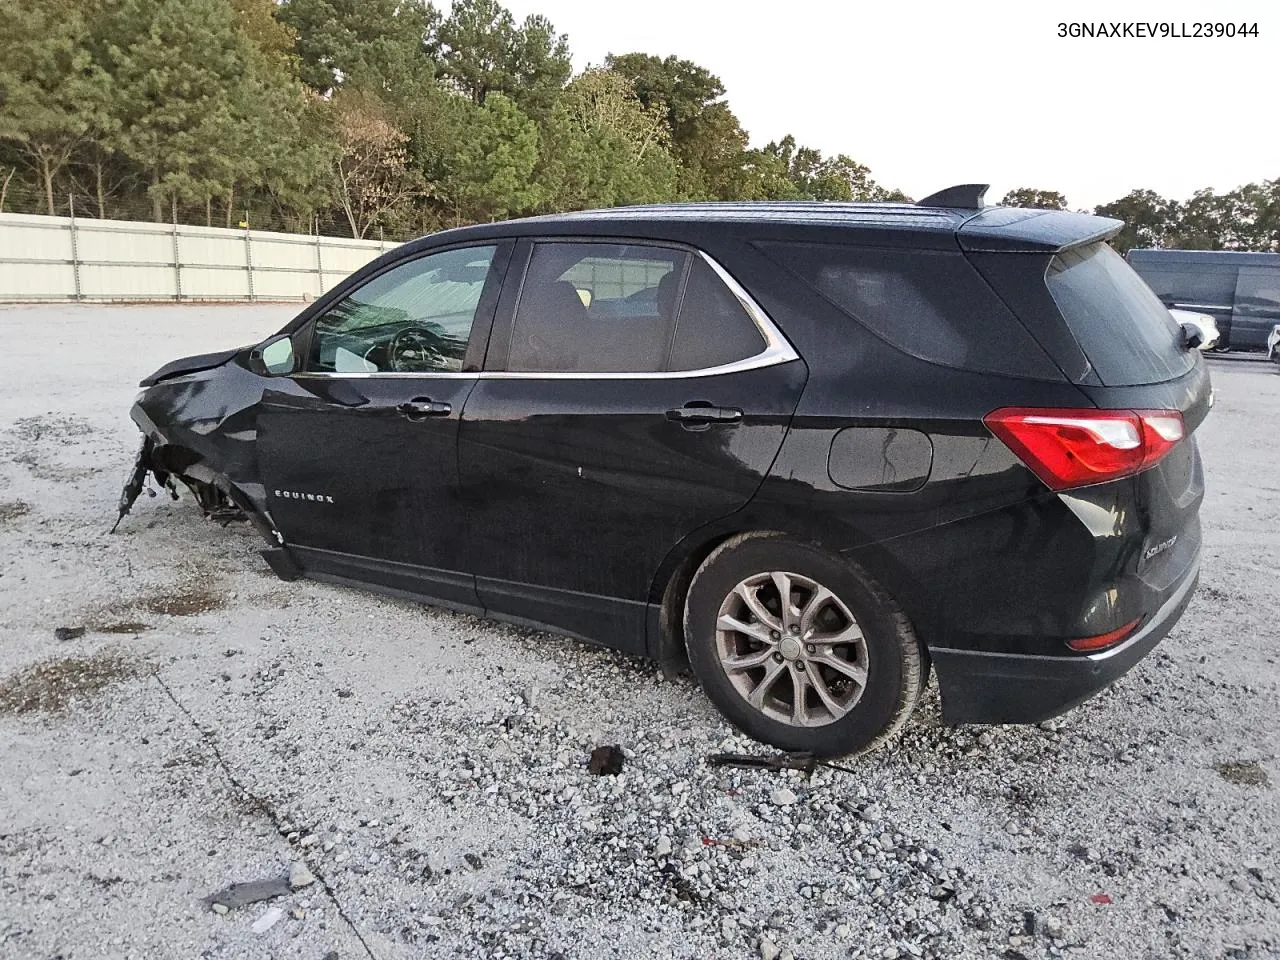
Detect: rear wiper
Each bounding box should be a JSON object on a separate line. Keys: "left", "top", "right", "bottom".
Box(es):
{"left": 1179, "top": 322, "right": 1204, "bottom": 351}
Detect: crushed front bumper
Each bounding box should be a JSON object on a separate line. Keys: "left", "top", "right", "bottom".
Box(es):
{"left": 929, "top": 557, "right": 1200, "bottom": 725}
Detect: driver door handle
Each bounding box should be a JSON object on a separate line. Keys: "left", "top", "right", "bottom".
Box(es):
{"left": 666, "top": 402, "right": 743, "bottom": 428}
{"left": 397, "top": 397, "right": 452, "bottom": 420}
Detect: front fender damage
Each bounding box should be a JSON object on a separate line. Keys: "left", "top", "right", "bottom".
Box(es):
{"left": 112, "top": 436, "right": 245, "bottom": 531}
{"left": 112, "top": 434, "right": 301, "bottom": 581}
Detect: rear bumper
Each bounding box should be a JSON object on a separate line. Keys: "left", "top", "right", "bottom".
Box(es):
{"left": 930, "top": 556, "right": 1200, "bottom": 725}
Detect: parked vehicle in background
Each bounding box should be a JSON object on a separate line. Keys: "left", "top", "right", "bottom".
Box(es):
{"left": 1127, "top": 248, "right": 1280, "bottom": 352}
{"left": 119, "top": 187, "right": 1208, "bottom": 757}
{"left": 1168, "top": 308, "right": 1220, "bottom": 351}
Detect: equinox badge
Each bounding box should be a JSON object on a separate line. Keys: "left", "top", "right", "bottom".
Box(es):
{"left": 274, "top": 489, "right": 334, "bottom": 503}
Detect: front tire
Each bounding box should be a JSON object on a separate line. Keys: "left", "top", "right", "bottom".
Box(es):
{"left": 683, "top": 532, "right": 924, "bottom": 757}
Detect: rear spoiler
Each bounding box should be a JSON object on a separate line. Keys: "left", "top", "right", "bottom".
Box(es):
{"left": 957, "top": 207, "right": 1123, "bottom": 254}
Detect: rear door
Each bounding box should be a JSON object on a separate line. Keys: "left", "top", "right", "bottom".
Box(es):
{"left": 257, "top": 242, "right": 510, "bottom": 608}
{"left": 457, "top": 238, "right": 807, "bottom": 651}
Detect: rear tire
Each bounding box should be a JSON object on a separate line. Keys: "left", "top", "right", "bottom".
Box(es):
{"left": 683, "top": 532, "right": 923, "bottom": 757}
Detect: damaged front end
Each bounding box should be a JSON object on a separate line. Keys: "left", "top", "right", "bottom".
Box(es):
{"left": 115, "top": 348, "right": 303, "bottom": 582}
{"left": 112, "top": 434, "right": 248, "bottom": 532}
{"left": 118, "top": 383, "right": 302, "bottom": 583}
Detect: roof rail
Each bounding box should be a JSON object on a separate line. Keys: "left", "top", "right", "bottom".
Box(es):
{"left": 916, "top": 184, "right": 989, "bottom": 209}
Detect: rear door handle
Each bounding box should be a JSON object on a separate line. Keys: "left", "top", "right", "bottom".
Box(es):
{"left": 397, "top": 398, "right": 452, "bottom": 420}
{"left": 666, "top": 403, "right": 744, "bottom": 428}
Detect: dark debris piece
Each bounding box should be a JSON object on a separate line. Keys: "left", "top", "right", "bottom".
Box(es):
{"left": 203, "top": 877, "right": 292, "bottom": 910}
{"left": 54, "top": 626, "right": 86, "bottom": 642}
{"left": 587, "top": 745, "right": 626, "bottom": 776}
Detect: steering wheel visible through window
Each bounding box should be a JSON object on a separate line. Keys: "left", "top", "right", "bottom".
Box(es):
{"left": 305, "top": 246, "right": 498, "bottom": 374}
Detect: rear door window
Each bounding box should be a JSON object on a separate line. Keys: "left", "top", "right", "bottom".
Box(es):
{"left": 1046, "top": 243, "right": 1194, "bottom": 385}
{"left": 506, "top": 243, "right": 769, "bottom": 374}
{"left": 508, "top": 242, "right": 686, "bottom": 373}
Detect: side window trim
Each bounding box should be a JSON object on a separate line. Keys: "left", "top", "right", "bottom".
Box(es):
{"left": 290, "top": 240, "right": 514, "bottom": 379}
{"left": 481, "top": 238, "right": 533, "bottom": 374}
{"left": 484, "top": 238, "right": 799, "bottom": 379}
{"left": 659, "top": 254, "right": 694, "bottom": 369}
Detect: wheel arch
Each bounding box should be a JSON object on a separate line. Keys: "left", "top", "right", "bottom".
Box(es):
{"left": 648, "top": 509, "right": 935, "bottom": 674}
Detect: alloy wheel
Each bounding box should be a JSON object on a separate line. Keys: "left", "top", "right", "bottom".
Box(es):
{"left": 714, "top": 570, "right": 869, "bottom": 727}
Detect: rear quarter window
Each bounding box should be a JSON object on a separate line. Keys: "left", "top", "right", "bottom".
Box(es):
{"left": 669, "top": 257, "right": 766, "bottom": 371}
{"left": 756, "top": 242, "right": 1063, "bottom": 380}
{"left": 1047, "top": 243, "right": 1194, "bottom": 386}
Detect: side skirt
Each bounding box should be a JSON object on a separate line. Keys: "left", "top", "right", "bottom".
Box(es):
{"left": 285, "top": 546, "right": 655, "bottom": 658}
{"left": 476, "top": 575, "right": 649, "bottom": 658}
{"left": 290, "top": 545, "right": 482, "bottom": 612}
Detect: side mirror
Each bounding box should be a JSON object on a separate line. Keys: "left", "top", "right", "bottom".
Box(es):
{"left": 249, "top": 335, "right": 296, "bottom": 376}
{"left": 1179, "top": 322, "right": 1204, "bottom": 351}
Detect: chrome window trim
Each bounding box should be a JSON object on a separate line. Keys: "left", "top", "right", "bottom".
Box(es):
{"left": 290, "top": 370, "right": 478, "bottom": 380}
{"left": 289, "top": 251, "right": 799, "bottom": 381}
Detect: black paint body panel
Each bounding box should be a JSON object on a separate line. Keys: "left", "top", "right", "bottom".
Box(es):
{"left": 456, "top": 362, "right": 807, "bottom": 651}
{"left": 257, "top": 375, "right": 482, "bottom": 608}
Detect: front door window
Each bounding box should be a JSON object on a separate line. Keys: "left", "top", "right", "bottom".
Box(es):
{"left": 307, "top": 246, "right": 498, "bottom": 374}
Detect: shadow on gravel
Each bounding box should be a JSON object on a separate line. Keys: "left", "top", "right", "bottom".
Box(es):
{"left": 0, "top": 651, "right": 141, "bottom": 715}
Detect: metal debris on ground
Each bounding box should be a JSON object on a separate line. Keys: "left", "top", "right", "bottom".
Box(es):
{"left": 707, "top": 751, "right": 817, "bottom": 774}
{"left": 587, "top": 745, "right": 626, "bottom": 776}
{"left": 203, "top": 877, "right": 293, "bottom": 911}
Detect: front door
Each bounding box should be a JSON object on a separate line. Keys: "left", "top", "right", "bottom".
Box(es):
{"left": 458, "top": 239, "right": 807, "bottom": 650}
{"left": 258, "top": 242, "right": 509, "bottom": 609}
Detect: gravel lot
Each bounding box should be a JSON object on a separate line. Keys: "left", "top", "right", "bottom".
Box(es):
{"left": 1, "top": 304, "right": 1277, "bottom": 960}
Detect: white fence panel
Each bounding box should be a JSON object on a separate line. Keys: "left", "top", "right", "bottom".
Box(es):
{"left": 76, "top": 219, "right": 174, "bottom": 264}
{"left": 79, "top": 262, "right": 178, "bottom": 300}
{"left": 0, "top": 212, "right": 395, "bottom": 302}
{"left": 0, "top": 212, "right": 78, "bottom": 299}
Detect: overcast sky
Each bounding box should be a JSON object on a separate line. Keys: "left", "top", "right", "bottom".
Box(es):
{"left": 497, "top": 0, "right": 1278, "bottom": 209}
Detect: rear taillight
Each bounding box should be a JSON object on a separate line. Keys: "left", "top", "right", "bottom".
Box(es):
{"left": 984, "top": 407, "right": 1185, "bottom": 491}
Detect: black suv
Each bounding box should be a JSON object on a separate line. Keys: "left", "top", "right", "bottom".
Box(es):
{"left": 123, "top": 185, "right": 1207, "bottom": 757}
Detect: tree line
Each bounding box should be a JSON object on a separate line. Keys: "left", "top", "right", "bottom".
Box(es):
{"left": 0, "top": 0, "right": 905, "bottom": 239}
{"left": 0, "top": 0, "right": 1274, "bottom": 252}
